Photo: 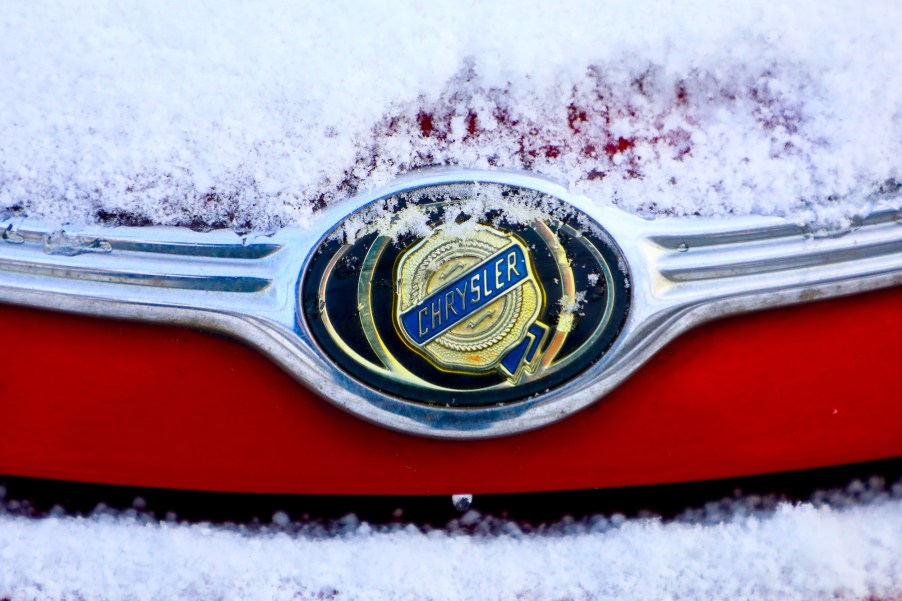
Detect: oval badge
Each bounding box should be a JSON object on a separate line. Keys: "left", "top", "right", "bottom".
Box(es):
{"left": 301, "top": 179, "right": 631, "bottom": 411}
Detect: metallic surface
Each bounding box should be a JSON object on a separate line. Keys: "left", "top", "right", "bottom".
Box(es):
{"left": 0, "top": 169, "right": 900, "bottom": 438}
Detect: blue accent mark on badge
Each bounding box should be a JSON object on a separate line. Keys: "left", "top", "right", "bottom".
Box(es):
{"left": 499, "top": 322, "right": 549, "bottom": 376}
{"left": 400, "top": 244, "right": 529, "bottom": 345}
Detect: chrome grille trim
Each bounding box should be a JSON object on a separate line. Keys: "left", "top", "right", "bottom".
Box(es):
{"left": 0, "top": 169, "right": 899, "bottom": 438}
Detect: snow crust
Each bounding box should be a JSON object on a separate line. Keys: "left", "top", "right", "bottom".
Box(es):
{"left": 331, "top": 184, "right": 592, "bottom": 244}
{"left": 2, "top": 1, "right": 901, "bottom": 229}
{"left": 1, "top": 478, "right": 901, "bottom": 600}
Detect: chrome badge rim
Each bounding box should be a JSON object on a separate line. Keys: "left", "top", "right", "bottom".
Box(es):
{"left": 300, "top": 182, "right": 631, "bottom": 408}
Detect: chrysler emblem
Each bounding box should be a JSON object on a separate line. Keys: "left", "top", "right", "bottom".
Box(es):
{"left": 303, "top": 184, "right": 630, "bottom": 407}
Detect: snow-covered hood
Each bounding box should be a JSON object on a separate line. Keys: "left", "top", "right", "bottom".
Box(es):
{"left": 2, "top": 0, "right": 900, "bottom": 228}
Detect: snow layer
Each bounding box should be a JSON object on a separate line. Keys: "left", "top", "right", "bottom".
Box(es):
{"left": 1, "top": 479, "right": 902, "bottom": 600}
{"left": 1, "top": 1, "right": 901, "bottom": 229}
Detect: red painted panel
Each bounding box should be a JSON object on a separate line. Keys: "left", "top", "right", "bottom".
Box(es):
{"left": 0, "top": 287, "right": 900, "bottom": 495}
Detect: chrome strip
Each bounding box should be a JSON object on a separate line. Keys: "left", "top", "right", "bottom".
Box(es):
{"left": 0, "top": 169, "right": 899, "bottom": 438}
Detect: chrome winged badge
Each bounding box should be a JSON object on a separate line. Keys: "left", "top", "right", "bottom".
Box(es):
{"left": 304, "top": 187, "right": 630, "bottom": 409}
{"left": 1, "top": 170, "right": 900, "bottom": 437}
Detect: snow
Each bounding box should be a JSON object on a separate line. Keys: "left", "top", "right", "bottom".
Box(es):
{"left": 450, "top": 494, "right": 472, "bottom": 511}
{"left": 1, "top": 478, "right": 902, "bottom": 600}
{"left": 330, "top": 183, "right": 596, "bottom": 244}
{"left": 1, "top": 1, "right": 901, "bottom": 230}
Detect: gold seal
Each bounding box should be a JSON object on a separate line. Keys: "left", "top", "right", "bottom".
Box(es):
{"left": 395, "top": 224, "right": 544, "bottom": 375}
